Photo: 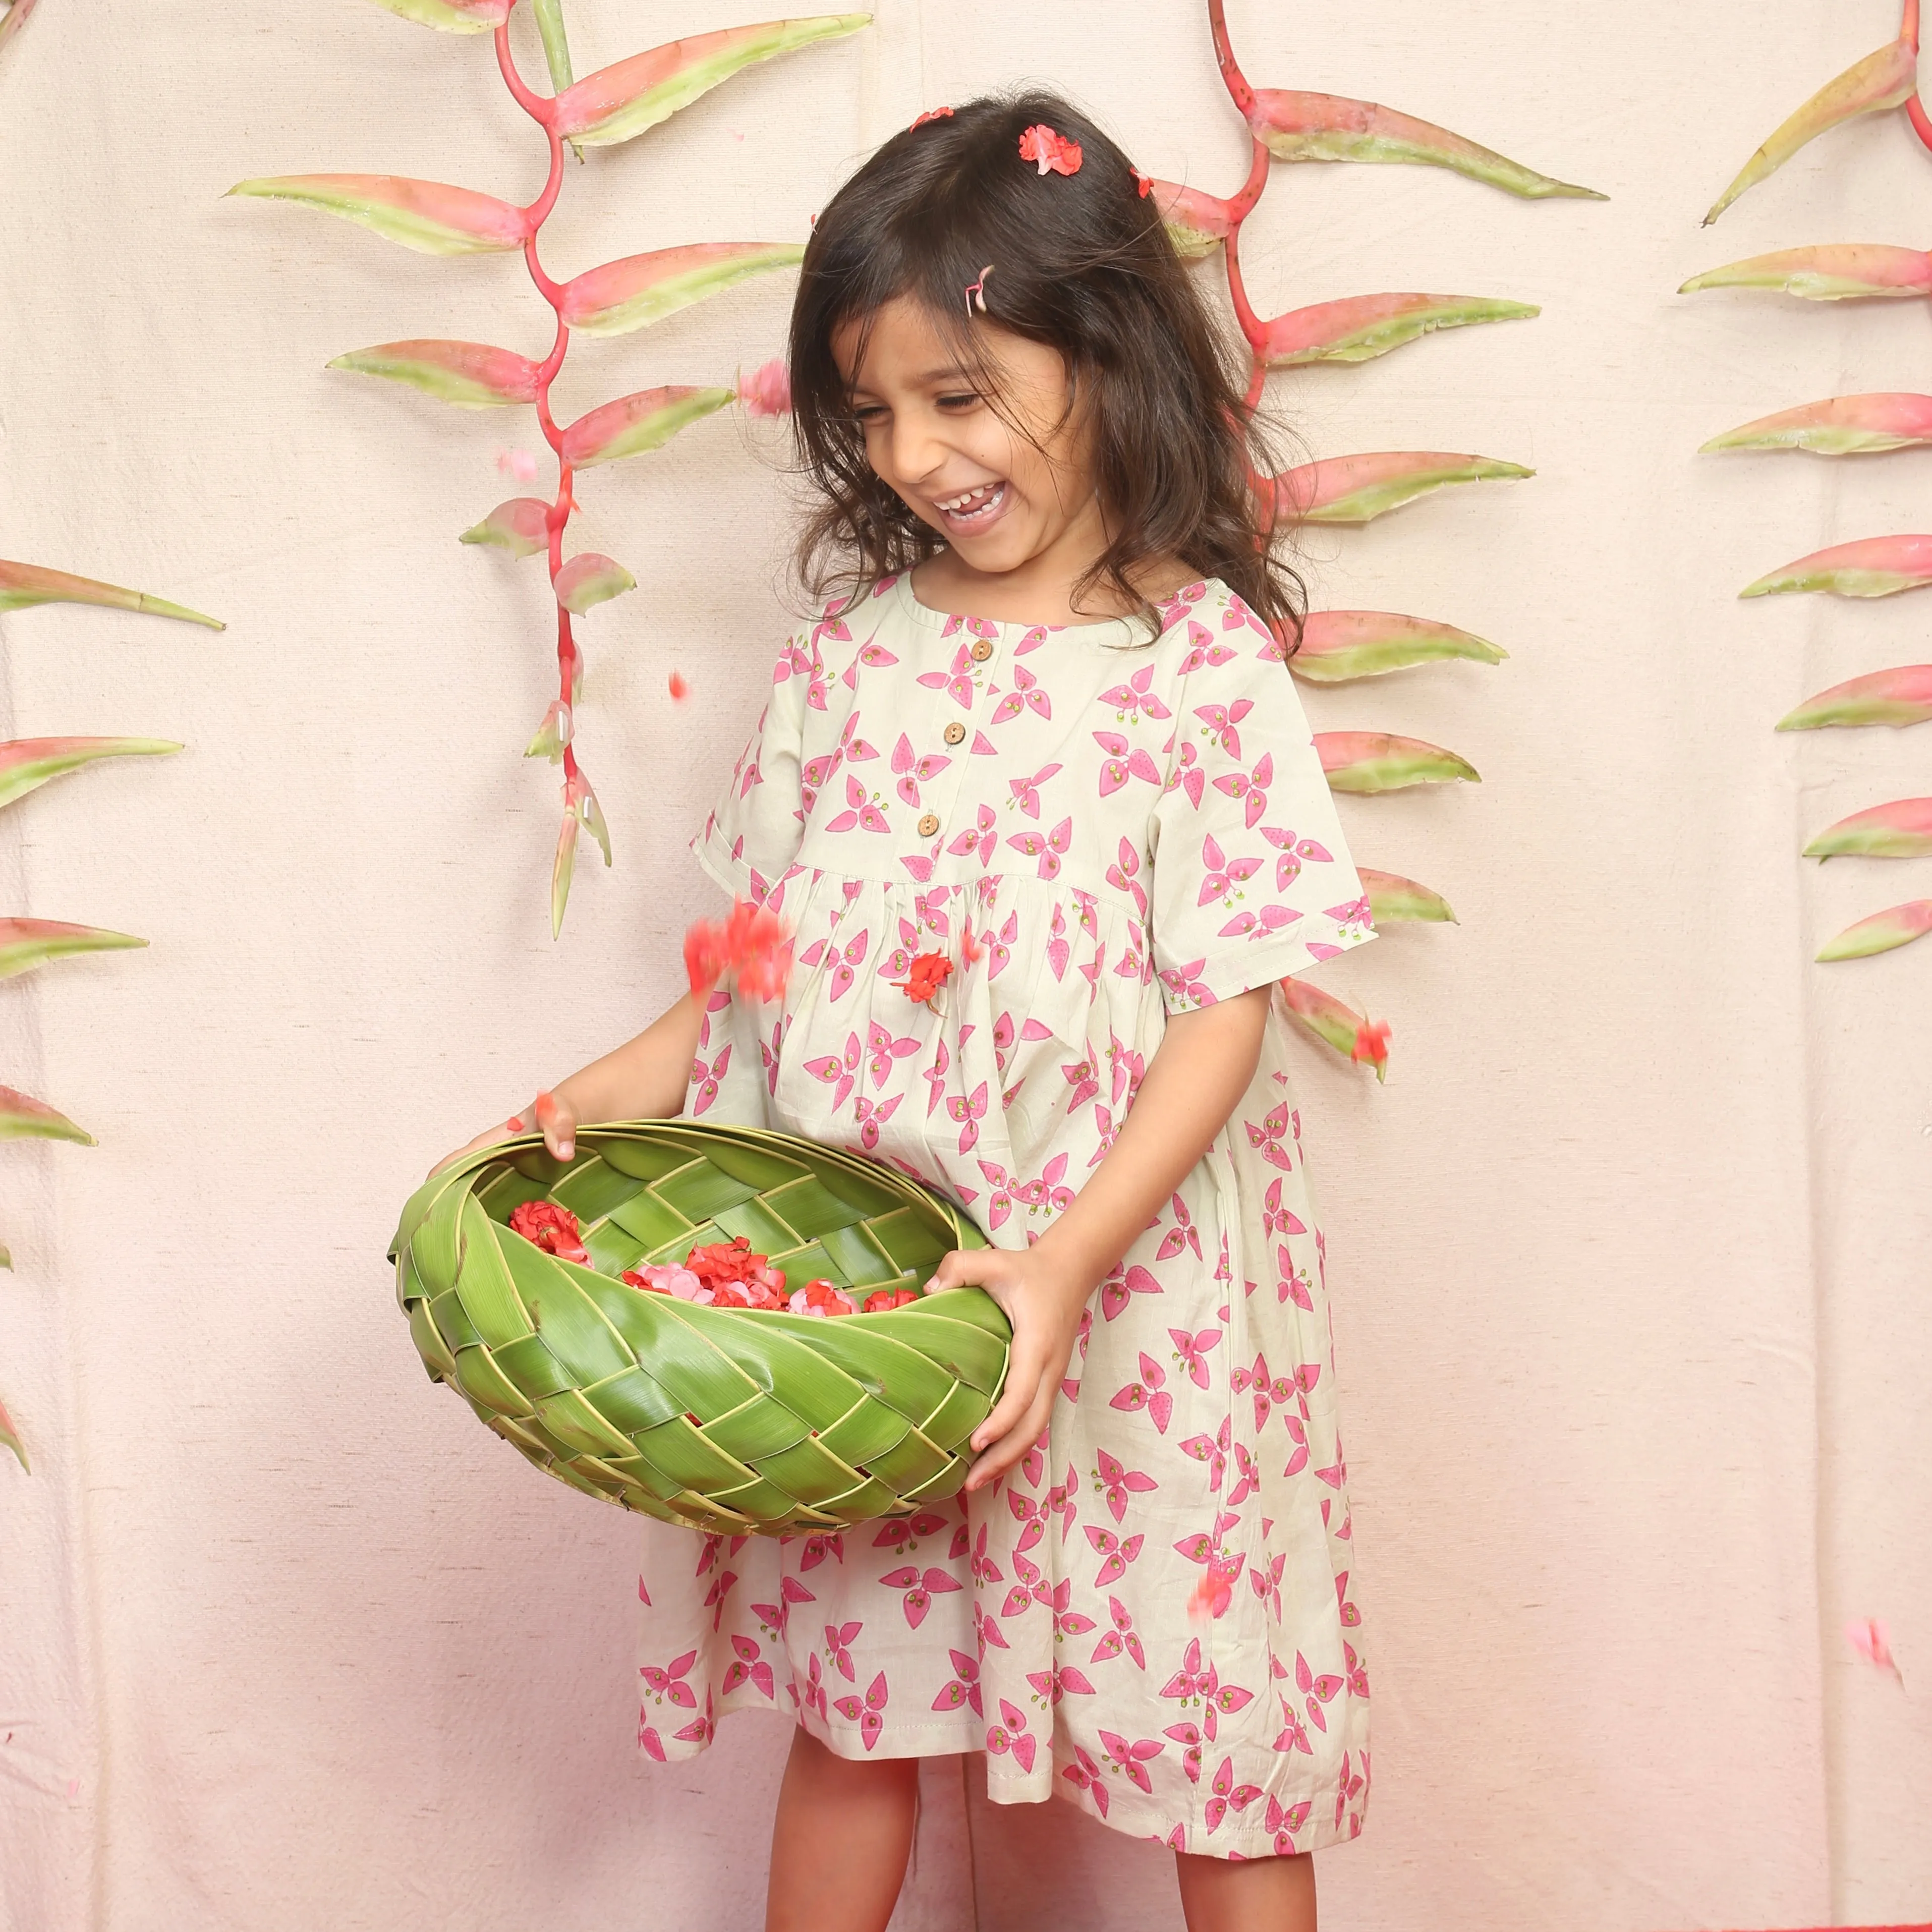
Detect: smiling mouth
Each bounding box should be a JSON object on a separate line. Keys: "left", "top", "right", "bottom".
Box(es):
{"left": 932, "top": 480, "right": 1008, "bottom": 531}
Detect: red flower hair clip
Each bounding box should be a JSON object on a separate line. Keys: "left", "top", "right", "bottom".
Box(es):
{"left": 1132, "top": 166, "right": 1155, "bottom": 198}
{"left": 1018, "top": 123, "right": 1082, "bottom": 177}
{"left": 911, "top": 105, "right": 954, "bottom": 129}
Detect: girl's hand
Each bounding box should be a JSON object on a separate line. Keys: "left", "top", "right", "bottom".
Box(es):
{"left": 426, "top": 1089, "right": 577, "bottom": 1179}
{"left": 926, "top": 1245, "right": 1092, "bottom": 1494}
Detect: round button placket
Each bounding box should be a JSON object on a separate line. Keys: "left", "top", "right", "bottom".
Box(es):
{"left": 943, "top": 721, "right": 966, "bottom": 746}
{"left": 917, "top": 811, "right": 941, "bottom": 838}
{"left": 969, "top": 638, "right": 994, "bottom": 662}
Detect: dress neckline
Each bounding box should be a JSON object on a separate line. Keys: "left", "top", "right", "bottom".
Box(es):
{"left": 888, "top": 569, "right": 1219, "bottom": 645}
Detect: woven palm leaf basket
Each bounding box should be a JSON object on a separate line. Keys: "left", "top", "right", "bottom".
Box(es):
{"left": 389, "top": 1122, "right": 1009, "bottom": 1535}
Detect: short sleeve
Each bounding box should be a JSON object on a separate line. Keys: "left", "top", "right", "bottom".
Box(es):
{"left": 690, "top": 634, "right": 810, "bottom": 910}
{"left": 1149, "top": 624, "right": 1375, "bottom": 1012}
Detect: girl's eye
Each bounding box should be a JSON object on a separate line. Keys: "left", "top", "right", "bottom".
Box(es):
{"left": 850, "top": 405, "right": 887, "bottom": 426}
{"left": 937, "top": 392, "right": 980, "bottom": 411}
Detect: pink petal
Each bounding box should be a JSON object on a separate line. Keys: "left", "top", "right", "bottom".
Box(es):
{"left": 561, "top": 385, "right": 734, "bottom": 468}
{"left": 1702, "top": 392, "right": 1932, "bottom": 458}
{"left": 0, "top": 560, "right": 220, "bottom": 629}
{"left": 1316, "top": 730, "right": 1480, "bottom": 793}
{"left": 1681, "top": 244, "right": 1932, "bottom": 302}
{"left": 1743, "top": 535, "right": 1932, "bottom": 600}
{"left": 226, "top": 173, "right": 530, "bottom": 254}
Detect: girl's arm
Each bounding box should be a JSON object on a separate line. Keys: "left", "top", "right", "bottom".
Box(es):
{"left": 928, "top": 985, "right": 1273, "bottom": 1491}
{"left": 430, "top": 992, "right": 704, "bottom": 1174}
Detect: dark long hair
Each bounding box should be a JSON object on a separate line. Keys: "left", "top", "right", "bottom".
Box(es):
{"left": 787, "top": 89, "right": 1303, "bottom": 643}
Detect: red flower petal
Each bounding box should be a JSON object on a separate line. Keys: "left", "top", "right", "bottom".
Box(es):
{"left": 1018, "top": 124, "right": 1082, "bottom": 177}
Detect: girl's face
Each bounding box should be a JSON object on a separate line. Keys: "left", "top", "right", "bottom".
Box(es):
{"left": 832, "top": 296, "right": 1099, "bottom": 579}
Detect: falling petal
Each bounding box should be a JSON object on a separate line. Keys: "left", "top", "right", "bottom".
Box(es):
{"left": 1776, "top": 665, "right": 1932, "bottom": 731}
{"left": 1702, "top": 392, "right": 1932, "bottom": 457}
{"left": 0, "top": 737, "right": 181, "bottom": 814}
{"left": 328, "top": 339, "right": 541, "bottom": 408}
{"left": 1277, "top": 451, "right": 1532, "bottom": 525}
{"left": 1291, "top": 610, "right": 1507, "bottom": 684}
{"left": 1262, "top": 292, "right": 1538, "bottom": 366}
{"left": 461, "top": 497, "right": 552, "bottom": 557}
{"left": 1742, "top": 534, "right": 1932, "bottom": 599}
{"left": 553, "top": 15, "right": 871, "bottom": 147}
{"left": 1148, "top": 179, "right": 1237, "bottom": 257}
{"left": 561, "top": 241, "right": 805, "bottom": 337}
{"left": 367, "top": 0, "right": 509, "bottom": 29}
{"left": 0, "top": 560, "right": 222, "bottom": 629}
{"left": 1681, "top": 244, "right": 1932, "bottom": 301}
{"left": 0, "top": 919, "right": 146, "bottom": 982}
{"left": 1279, "top": 978, "right": 1389, "bottom": 1079}
{"left": 0, "top": 1396, "right": 25, "bottom": 1474}
{"left": 550, "top": 808, "right": 579, "bottom": 939}
{"left": 1704, "top": 36, "right": 1918, "bottom": 225}
{"left": 738, "top": 357, "right": 792, "bottom": 417}
{"left": 1816, "top": 899, "right": 1932, "bottom": 961}
{"left": 1316, "top": 731, "right": 1480, "bottom": 792}
{"left": 560, "top": 384, "right": 734, "bottom": 467}
{"left": 669, "top": 671, "right": 692, "bottom": 701}
{"left": 1804, "top": 797, "right": 1932, "bottom": 860}
{"left": 555, "top": 553, "right": 637, "bottom": 614}
{"left": 226, "top": 174, "right": 530, "bottom": 255}
{"left": 0, "top": 1084, "right": 95, "bottom": 1146}
{"left": 496, "top": 449, "right": 541, "bottom": 481}
{"left": 1246, "top": 88, "right": 1603, "bottom": 199}
{"left": 1358, "top": 869, "right": 1457, "bottom": 923}
{"left": 525, "top": 701, "right": 571, "bottom": 762}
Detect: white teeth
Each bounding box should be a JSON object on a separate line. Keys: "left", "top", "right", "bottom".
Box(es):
{"left": 937, "top": 482, "right": 1004, "bottom": 517}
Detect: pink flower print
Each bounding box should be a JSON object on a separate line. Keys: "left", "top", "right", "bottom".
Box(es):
{"left": 1179, "top": 1415, "right": 1230, "bottom": 1491}
{"left": 1084, "top": 1525, "right": 1145, "bottom": 1588}
{"left": 971, "top": 1522, "right": 1005, "bottom": 1589}
{"left": 1273, "top": 1698, "right": 1311, "bottom": 1756}
{"left": 1335, "top": 1749, "right": 1367, "bottom": 1835}
{"left": 1193, "top": 698, "right": 1253, "bottom": 759}
{"left": 1061, "top": 1055, "right": 1099, "bottom": 1111}
{"left": 1094, "top": 730, "right": 1161, "bottom": 796}
{"left": 1232, "top": 1352, "right": 1288, "bottom": 1433}
{"left": 890, "top": 732, "right": 949, "bottom": 806}
{"left": 1106, "top": 1034, "right": 1145, "bottom": 1108}
{"left": 1006, "top": 815, "right": 1072, "bottom": 881}
{"left": 1025, "top": 1659, "right": 1097, "bottom": 1709}
{"left": 986, "top": 1697, "right": 1037, "bottom": 1775}
{"left": 802, "top": 1031, "right": 862, "bottom": 1110}
{"left": 1095, "top": 1448, "right": 1158, "bottom": 1523}
{"left": 1160, "top": 1636, "right": 1211, "bottom": 1708}
{"left": 798, "top": 747, "right": 842, "bottom": 817}
{"left": 1205, "top": 1755, "right": 1264, "bottom": 1834}
{"left": 865, "top": 1020, "right": 918, "bottom": 1089}
{"left": 638, "top": 1647, "right": 699, "bottom": 1755}
{"left": 1090, "top": 1594, "right": 1147, "bottom": 1670}
{"left": 750, "top": 1572, "right": 817, "bottom": 1638}
{"left": 824, "top": 1619, "right": 863, "bottom": 1682}
{"left": 922, "top": 1038, "right": 950, "bottom": 1117}
{"left": 1246, "top": 1105, "right": 1297, "bottom": 1172}
{"left": 975, "top": 1159, "right": 1019, "bottom": 1231}
{"left": 1345, "top": 1639, "right": 1370, "bottom": 1699}
{"left": 1099, "top": 1263, "right": 1161, "bottom": 1323}
{"left": 881, "top": 1564, "right": 962, "bottom": 1629}
{"left": 1012, "top": 1152, "right": 1075, "bottom": 1218}
{"left": 1296, "top": 1650, "right": 1345, "bottom": 1733}
{"left": 797, "top": 1532, "right": 844, "bottom": 1571}
{"left": 826, "top": 929, "right": 870, "bottom": 1003}
{"left": 775, "top": 633, "right": 815, "bottom": 684}
{"left": 1212, "top": 749, "right": 1273, "bottom": 829}
{"left": 1109, "top": 1351, "right": 1173, "bottom": 1434}
{"left": 1226, "top": 1442, "right": 1261, "bottom": 1508}
{"left": 719, "top": 1633, "right": 777, "bottom": 1702}
{"left": 1106, "top": 836, "right": 1149, "bottom": 918}
{"left": 1277, "top": 1240, "right": 1315, "bottom": 1311}
{"left": 1260, "top": 1177, "right": 1305, "bottom": 1239}
{"left": 1282, "top": 1413, "right": 1309, "bottom": 1479}
{"left": 852, "top": 1091, "right": 901, "bottom": 1151}
{"left": 1001, "top": 1548, "right": 1049, "bottom": 1621}
{"left": 947, "top": 803, "right": 998, "bottom": 866}
{"left": 1197, "top": 833, "right": 1262, "bottom": 908}
{"left": 1063, "top": 1304, "right": 1093, "bottom": 1403}
{"left": 1176, "top": 620, "right": 1236, "bottom": 675}
{"left": 802, "top": 1653, "right": 829, "bottom": 1723}
{"left": 991, "top": 663, "right": 1052, "bottom": 725}
{"left": 975, "top": 1600, "right": 1010, "bottom": 1653}
{"left": 1169, "top": 1325, "right": 1222, "bottom": 1390}
{"left": 832, "top": 1669, "right": 890, "bottom": 1751}
{"left": 1046, "top": 902, "right": 1070, "bottom": 981}
{"left": 1335, "top": 1570, "right": 1362, "bottom": 1630}
{"left": 825, "top": 771, "right": 891, "bottom": 836}
{"left": 871, "top": 1509, "right": 950, "bottom": 1556}
{"left": 1098, "top": 663, "right": 1172, "bottom": 724}
{"left": 1046, "top": 1463, "right": 1081, "bottom": 1544}
{"left": 1169, "top": 738, "right": 1206, "bottom": 808}
{"left": 1158, "top": 958, "right": 1213, "bottom": 1007}
{"left": 1259, "top": 826, "right": 1333, "bottom": 892}
{"left": 689, "top": 1043, "right": 731, "bottom": 1116}
{"left": 1155, "top": 1191, "right": 1202, "bottom": 1262}
{"left": 1266, "top": 1794, "right": 1313, "bottom": 1853}
{"left": 1249, "top": 1550, "right": 1285, "bottom": 1622}
{"left": 1315, "top": 1431, "right": 1349, "bottom": 1491}
{"left": 917, "top": 642, "right": 979, "bottom": 708}
{"left": 1326, "top": 892, "right": 1373, "bottom": 933}
{"left": 986, "top": 911, "right": 1019, "bottom": 981}
{"left": 1007, "top": 1485, "right": 1047, "bottom": 1557}
{"left": 702, "top": 1565, "right": 740, "bottom": 1631}
{"left": 1062, "top": 1744, "right": 1112, "bottom": 1817}
{"left": 948, "top": 1081, "right": 989, "bottom": 1155}
{"left": 1161, "top": 1720, "right": 1204, "bottom": 1785}
{"left": 1015, "top": 624, "right": 1051, "bottom": 656}
{"left": 932, "top": 1647, "right": 983, "bottom": 1716}
{"left": 855, "top": 637, "right": 898, "bottom": 669}
{"left": 1045, "top": 1576, "right": 1097, "bottom": 1642}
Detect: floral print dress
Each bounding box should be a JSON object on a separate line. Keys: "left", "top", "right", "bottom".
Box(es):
{"left": 637, "top": 573, "right": 1376, "bottom": 1858}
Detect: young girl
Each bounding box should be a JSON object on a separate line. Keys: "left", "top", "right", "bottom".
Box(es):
{"left": 452, "top": 91, "right": 1374, "bottom": 1932}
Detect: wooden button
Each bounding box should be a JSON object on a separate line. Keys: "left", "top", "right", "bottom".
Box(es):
{"left": 969, "top": 638, "right": 994, "bottom": 662}
{"left": 917, "top": 812, "right": 940, "bottom": 838}
{"left": 943, "top": 721, "right": 966, "bottom": 746}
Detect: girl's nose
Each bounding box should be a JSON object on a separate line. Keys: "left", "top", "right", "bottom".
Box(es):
{"left": 888, "top": 410, "right": 948, "bottom": 488}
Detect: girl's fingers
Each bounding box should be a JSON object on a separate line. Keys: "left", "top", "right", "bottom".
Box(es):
{"left": 965, "top": 1385, "right": 1054, "bottom": 1490}
{"left": 533, "top": 1087, "right": 576, "bottom": 1160}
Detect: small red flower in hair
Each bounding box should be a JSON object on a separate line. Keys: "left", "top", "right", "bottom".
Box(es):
{"left": 1018, "top": 124, "right": 1082, "bottom": 177}
{"left": 911, "top": 105, "right": 954, "bottom": 129}
{"left": 893, "top": 951, "right": 953, "bottom": 1006}
{"left": 1132, "top": 167, "right": 1154, "bottom": 198}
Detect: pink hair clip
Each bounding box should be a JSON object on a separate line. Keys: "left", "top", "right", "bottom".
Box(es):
{"left": 964, "top": 264, "right": 993, "bottom": 319}
{"left": 911, "top": 105, "right": 954, "bottom": 129}
{"left": 1018, "top": 123, "right": 1082, "bottom": 177}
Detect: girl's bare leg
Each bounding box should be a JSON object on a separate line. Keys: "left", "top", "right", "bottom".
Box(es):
{"left": 765, "top": 1727, "right": 921, "bottom": 1932}
{"left": 1175, "top": 1849, "right": 1317, "bottom": 1932}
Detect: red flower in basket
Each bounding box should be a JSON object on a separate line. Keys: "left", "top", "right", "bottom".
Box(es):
{"left": 687, "top": 1236, "right": 788, "bottom": 1310}
{"left": 894, "top": 951, "right": 953, "bottom": 1006}
{"left": 862, "top": 1287, "right": 921, "bottom": 1313}
{"left": 509, "top": 1200, "right": 589, "bottom": 1264}
{"left": 790, "top": 1277, "right": 858, "bottom": 1319}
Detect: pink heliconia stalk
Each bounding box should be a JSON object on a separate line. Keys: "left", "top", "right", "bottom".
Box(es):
{"left": 460, "top": 497, "right": 552, "bottom": 557}
{"left": 0, "top": 737, "right": 181, "bottom": 814}
{"left": 1147, "top": 179, "right": 1243, "bottom": 258}
{"left": 226, "top": 174, "right": 531, "bottom": 255}
{"left": 0, "top": 560, "right": 222, "bottom": 629}
{"left": 1278, "top": 977, "right": 1390, "bottom": 1081}
{"left": 560, "top": 384, "right": 736, "bottom": 469}
{"left": 554, "top": 553, "right": 636, "bottom": 614}
{"left": 1357, "top": 869, "right": 1457, "bottom": 924}
{"left": 552, "top": 15, "right": 871, "bottom": 146}
{"left": 1259, "top": 292, "right": 1538, "bottom": 367}
{"left": 1804, "top": 796, "right": 1932, "bottom": 860}
{"left": 1816, "top": 898, "right": 1932, "bottom": 961}
{"left": 0, "top": 918, "right": 146, "bottom": 982}
{"left": 1316, "top": 731, "right": 1481, "bottom": 793}
{"left": 561, "top": 241, "right": 805, "bottom": 337}
{"left": 1742, "top": 534, "right": 1932, "bottom": 599}
{"left": 328, "top": 339, "right": 541, "bottom": 408}
{"left": 1292, "top": 610, "right": 1507, "bottom": 684}
{"left": 1681, "top": 244, "right": 1932, "bottom": 301}
{"left": 370, "top": 0, "right": 513, "bottom": 30}
{"left": 1702, "top": 392, "right": 1932, "bottom": 457}
{"left": 0, "top": 1394, "right": 24, "bottom": 1475}
{"left": 0, "top": 0, "right": 41, "bottom": 56}
{"left": 1275, "top": 451, "right": 1533, "bottom": 526}
{"left": 0, "top": 1083, "right": 95, "bottom": 1146}
{"left": 1703, "top": 34, "right": 1920, "bottom": 225}
{"left": 738, "top": 357, "right": 792, "bottom": 417}
{"left": 1775, "top": 665, "right": 1932, "bottom": 732}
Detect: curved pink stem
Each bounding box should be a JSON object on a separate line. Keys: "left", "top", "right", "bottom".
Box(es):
{"left": 1208, "top": 0, "right": 1258, "bottom": 120}
{"left": 1223, "top": 213, "right": 1268, "bottom": 351}
{"left": 493, "top": 11, "right": 556, "bottom": 123}
{"left": 1905, "top": 0, "right": 1920, "bottom": 52}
